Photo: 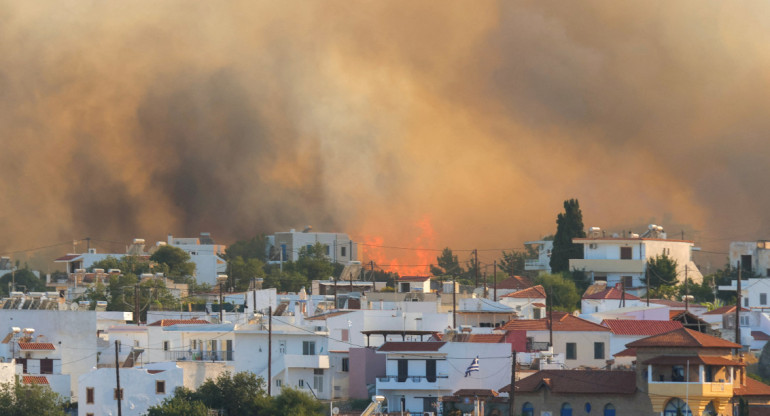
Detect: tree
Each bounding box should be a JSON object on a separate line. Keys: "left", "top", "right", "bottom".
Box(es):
{"left": 534, "top": 273, "right": 581, "bottom": 312}
{"left": 146, "top": 393, "right": 208, "bottom": 416}
{"left": 263, "top": 269, "right": 308, "bottom": 293}
{"left": 228, "top": 256, "right": 266, "bottom": 292}
{"left": 226, "top": 236, "right": 268, "bottom": 262}
{"left": 295, "top": 243, "right": 334, "bottom": 282}
{"left": 430, "top": 248, "right": 464, "bottom": 277}
{"left": 0, "top": 269, "right": 46, "bottom": 296}
{"left": 498, "top": 245, "right": 539, "bottom": 277}
{"left": 150, "top": 246, "right": 196, "bottom": 282}
{"left": 0, "top": 381, "right": 67, "bottom": 416}
{"left": 269, "top": 388, "right": 325, "bottom": 416}
{"left": 549, "top": 199, "right": 586, "bottom": 274}
{"left": 646, "top": 254, "right": 679, "bottom": 299}
{"left": 189, "top": 372, "right": 271, "bottom": 416}
{"left": 91, "top": 255, "right": 152, "bottom": 275}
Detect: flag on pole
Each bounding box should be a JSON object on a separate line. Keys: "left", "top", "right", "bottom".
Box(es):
{"left": 465, "top": 356, "right": 480, "bottom": 377}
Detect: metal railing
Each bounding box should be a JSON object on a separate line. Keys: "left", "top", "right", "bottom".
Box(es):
{"left": 377, "top": 375, "right": 448, "bottom": 383}
{"left": 166, "top": 350, "right": 234, "bottom": 361}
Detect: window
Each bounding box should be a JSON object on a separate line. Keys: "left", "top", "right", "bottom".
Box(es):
{"left": 522, "top": 402, "right": 534, "bottom": 416}
{"left": 302, "top": 341, "right": 315, "bottom": 356}
{"left": 664, "top": 398, "right": 692, "bottom": 416}
{"left": 566, "top": 343, "right": 577, "bottom": 360}
{"left": 86, "top": 387, "right": 94, "bottom": 404}
{"left": 156, "top": 380, "right": 165, "bottom": 394}
{"left": 113, "top": 388, "right": 124, "bottom": 400}
{"left": 622, "top": 276, "right": 633, "bottom": 288}
{"left": 313, "top": 369, "right": 324, "bottom": 393}
{"left": 40, "top": 359, "right": 53, "bottom": 375}
{"left": 762, "top": 293, "right": 767, "bottom": 306}
{"left": 740, "top": 315, "right": 749, "bottom": 326}
{"left": 298, "top": 379, "right": 304, "bottom": 387}
{"left": 742, "top": 255, "right": 753, "bottom": 273}
{"left": 279, "top": 340, "right": 286, "bottom": 354}
{"left": 426, "top": 359, "right": 437, "bottom": 382}
{"left": 163, "top": 341, "right": 169, "bottom": 351}
{"left": 672, "top": 365, "right": 685, "bottom": 382}
{"left": 594, "top": 275, "right": 607, "bottom": 282}
{"left": 341, "top": 247, "right": 347, "bottom": 257}
{"left": 191, "top": 340, "right": 197, "bottom": 349}
{"left": 561, "top": 403, "right": 573, "bottom": 416}
{"left": 620, "top": 247, "right": 632, "bottom": 260}
{"left": 745, "top": 298, "right": 750, "bottom": 307}
{"left": 325, "top": 245, "right": 330, "bottom": 255}
{"left": 397, "top": 359, "right": 408, "bottom": 382}
{"left": 594, "top": 342, "right": 605, "bottom": 359}
{"left": 276, "top": 379, "right": 282, "bottom": 387}
{"left": 604, "top": 403, "right": 616, "bottom": 416}
{"left": 341, "top": 358, "right": 349, "bottom": 372}
{"left": 534, "top": 308, "right": 542, "bottom": 319}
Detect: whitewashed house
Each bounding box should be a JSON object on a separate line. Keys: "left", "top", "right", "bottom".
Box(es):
{"left": 375, "top": 340, "right": 511, "bottom": 414}
{"left": 580, "top": 284, "right": 644, "bottom": 315}
{"left": 569, "top": 225, "right": 702, "bottom": 293}
{"left": 78, "top": 362, "right": 182, "bottom": 416}
{"left": 499, "top": 285, "right": 547, "bottom": 319}
{"left": 266, "top": 228, "right": 357, "bottom": 264}
{"left": 165, "top": 233, "right": 227, "bottom": 286}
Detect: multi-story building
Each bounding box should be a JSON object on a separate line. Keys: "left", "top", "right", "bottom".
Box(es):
{"left": 524, "top": 240, "right": 553, "bottom": 274}
{"left": 569, "top": 225, "right": 702, "bottom": 293}
{"left": 499, "top": 285, "right": 547, "bottom": 319}
{"left": 266, "top": 228, "right": 357, "bottom": 264}
{"left": 165, "top": 233, "right": 227, "bottom": 285}
{"left": 729, "top": 241, "right": 770, "bottom": 277}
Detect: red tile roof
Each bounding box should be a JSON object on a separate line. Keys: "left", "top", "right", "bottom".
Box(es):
{"left": 452, "top": 389, "right": 499, "bottom": 397}
{"left": 500, "top": 312, "right": 610, "bottom": 332}
{"left": 502, "top": 285, "right": 546, "bottom": 299}
{"left": 147, "top": 319, "right": 211, "bottom": 327}
{"left": 626, "top": 327, "right": 741, "bottom": 349}
{"left": 754, "top": 331, "right": 770, "bottom": 341}
{"left": 500, "top": 370, "right": 636, "bottom": 394}
{"left": 378, "top": 342, "right": 445, "bottom": 352}
{"left": 582, "top": 286, "right": 640, "bottom": 300}
{"left": 614, "top": 348, "right": 636, "bottom": 357}
{"left": 450, "top": 333, "right": 506, "bottom": 343}
{"left": 704, "top": 305, "right": 750, "bottom": 315}
{"left": 735, "top": 377, "right": 770, "bottom": 396}
{"left": 602, "top": 319, "right": 683, "bottom": 336}
{"left": 17, "top": 342, "right": 55, "bottom": 351}
{"left": 398, "top": 276, "right": 431, "bottom": 282}
{"left": 493, "top": 276, "right": 533, "bottom": 290}
{"left": 533, "top": 303, "right": 546, "bottom": 308}
{"left": 22, "top": 375, "right": 48, "bottom": 385}
{"left": 651, "top": 299, "right": 688, "bottom": 308}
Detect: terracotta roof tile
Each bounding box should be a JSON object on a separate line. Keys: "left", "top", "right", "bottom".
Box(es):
{"left": 22, "top": 375, "right": 48, "bottom": 385}
{"left": 735, "top": 377, "right": 770, "bottom": 396}
{"left": 378, "top": 342, "right": 445, "bottom": 352}
{"left": 613, "top": 348, "right": 636, "bottom": 357}
{"left": 582, "top": 286, "right": 640, "bottom": 300}
{"left": 533, "top": 303, "right": 546, "bottom": 308}
{"left": 651, "top": 299, "right": 688, "bottom": 307}
{"left": 704, "top": 305, "right": 750, "bottom": 315}
{"left": 754, "top": 331, "right": 770, "bottom": 341}
{"left": 501, "top": 312, "right": 610, "bottom": 332}
{"left": 602, "top": 319, "right": 683, "bottom": 336}
{"left": 502, "top": 285, "right": 546, "bottom": 299}
{"left": 500, "top": 370, "right": 636, "bottom": 394}
{"left": 493, "top": 276, "right": 533, "bottom": 290}
{"left": 641, "top": 355, "right": 744, "bottom": 366}
{"left": 147, "top": 319, "right": 211, "bottom": 327}
{"left": 17, "top": 342, "right": 55, "bottom": 351}
{"left": 449, "top": 334, "right": 506, "bottom": 343}
{"left": 626, "top": 327, "right": 740, "bottom": 349}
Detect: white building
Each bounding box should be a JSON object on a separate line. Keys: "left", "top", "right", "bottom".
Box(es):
{"left": 498, "top": 285, "right": 547, "bottom": 320}
{"left": 78, "top": 362, "right": 183, "bottom": 416}
{"left": 719, "top": 278, "right": 770, "bottom": 310}
{"left": 600, "top": 319, "right": 683, "bottom": 358}
{"left": 266, "top": 228, "right": 357, "bottom": 264}
{"left": 166, "top": 233, "right": 227, "bottom": 286}
{"left": 569, "top": 225, "right": 702, "bottom": 292}
{"left": 524, "top": 240, "right": 553, "bottom": 274}
{"left": 729, "top": 241, "right": 770, "bottom": 277}
{"left": 233, "top": 317, "right": 332, "bottom": 399}
{"left": 375, "top": 340, "right": 511, "bottom": 414}
{"left": 580, "top": 284, "right": 644, "bottom": 315}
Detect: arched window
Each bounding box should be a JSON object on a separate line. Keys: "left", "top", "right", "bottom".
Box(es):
{"left": 664, "top": 398, "right": 692, "bottom": 416}
{"left": 522, "top": 402, "right": 534, "bottom": 416}
{"left": 604, "top": 403, "right": 615, "bottom": 416}
{"left": 561, "top": 403, "right": 573, "bottom": 416}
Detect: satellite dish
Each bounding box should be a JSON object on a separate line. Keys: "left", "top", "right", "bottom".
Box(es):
{"left": 332, "top": 407, "right": 339, "bottom": 415}
{"left": 70, "top": 303, "right": 79, "bottom": 311}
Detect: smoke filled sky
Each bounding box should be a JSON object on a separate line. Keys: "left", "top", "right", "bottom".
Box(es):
{"left": 2, "top": 1, "right": 769, "bottom": 271}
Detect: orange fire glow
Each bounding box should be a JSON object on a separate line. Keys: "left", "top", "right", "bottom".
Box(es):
{"left": 358, "top": 215, "right": 437, "bottom": 276}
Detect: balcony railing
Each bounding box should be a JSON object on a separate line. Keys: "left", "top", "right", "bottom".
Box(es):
{"left": 165, "top": 350, "right": 234, "bottom": 361}
{"left": 377, "top": 375, "right": 449, "bottom": 383}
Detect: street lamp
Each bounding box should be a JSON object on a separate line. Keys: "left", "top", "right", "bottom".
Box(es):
{"left": 216, "top": 274, "right": 228, "bottom": 323}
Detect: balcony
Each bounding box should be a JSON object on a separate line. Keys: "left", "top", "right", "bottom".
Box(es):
{"left": 524, "top": 259, "right": 548, "bottom": 270}
{"left": 376, "top": 375, "right": 449, "bottom": 390}
{"left": 569, "top": 259, "right": 645, "bottom": 274}
{"left": 284, "top": 354, "right": 330, "bottom": 369}
{"left": 166, "top": 350, "right": 234, "bottom": 361}
{"left": 648, "top": 381, "right": 732, "bottom": 399}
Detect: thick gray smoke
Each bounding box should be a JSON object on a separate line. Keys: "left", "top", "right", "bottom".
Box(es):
{"left": 0, "top": 1, "right": 768, "bottom": 271}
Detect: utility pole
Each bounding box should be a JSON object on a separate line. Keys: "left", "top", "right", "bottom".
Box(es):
{"left": 474, "top": 249, "right": 479, "bottom": 288}
{"left": 134, "top": 284, "right": 140, "bottom": 325}
{"left": 86, "top": 236, "right": 91, "bottom": 251}
{"left": 548, "top": 288, "right": 553, "bottom": 348}
{"left": 509, "top": 351, "right": 516, "bottom": 416}
{"left": 646, "top": 265, "right": 650, "bottom": 307}
{"left": 268, "top": 305, "right": 272, "bottom": 396}
{"left": 685, "top": 264, "right": 690, "bottom": 312}
{"left": 620, "top": 279, "right": 626, "bottom": 308}
{"left": 370, "top": 260, "right": 375, "bottom": 283}
{"left": 252, "top": 277, "right": 257, "bottom": 315}
{"left": 350, "top": 272, "right": 354, "bottom": 295}
{"left": 736, "top": 262, "right": 742, "bottom": 348}
{"left": 115, "top": 340, "right": 122, "bottom": 416}
{"left": 452, "top": 274, "right": 457, "bottom": 329}
{"left": 494, "top": 269, "right": 498, "bottom": 302}
{"left": 333, "top": 278, "right": 338, "bottom": 309}
{"left": 219, "top": 281, "right": 224, "bottom": 323}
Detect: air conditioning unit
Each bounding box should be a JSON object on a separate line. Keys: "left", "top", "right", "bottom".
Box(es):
{"left": 589, "top": 243, "right": 597, "bottom": 249}
{"left": 315, "top": 326, "right": 324, "bottom": 332}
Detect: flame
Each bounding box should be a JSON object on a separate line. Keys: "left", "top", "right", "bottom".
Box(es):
{"left": 358, "top": 215, "right": 437, "bottom": 276}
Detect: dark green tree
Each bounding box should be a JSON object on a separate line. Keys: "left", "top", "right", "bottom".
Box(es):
{"left": 263, "top": 269, "right": 309, "bottom": 293}
{"left": 0, "top": 269, "right": 46, "bottom": 296}
{"left": 91, "top": 255, "right": 152, "bottom": 275}
{"left": 295, "top": 243, "right": 334, "bottom": 282}
{"left": 534, "top": 273, "right": 581, "bottom": 312}
{"left": 646, "top": 254, "right": 679, "bottom": 299}
{"left": 430, "top": 248, "right": 464, "bottom": 277}
{"left": 194, "top": 372, "right": 270, "bottom": 416}
{"left": 498, "top": 245, "right": 539, "bottom": 277}
{"left": 146, "top": 392, "right": 208, "bottom": 416}
{"left": 758, "top": 338, "right": 770, "bottom": 382}
{"left": 549, "top": 199, "right": 586, "bottom": 274}
{"left": 226, "top": 236, "right": 268, "bottom": 262}
{"left": 0, "top": 381, "right": 67, "bottom": 416}
{"left": 269, "top": 387, "right": 326, "bottom": 416}
{"left": 150, "top": 246, "right": 196, "bottom": 282}
{"left": 227, "top": 256, "right": 266, "bottom": 292}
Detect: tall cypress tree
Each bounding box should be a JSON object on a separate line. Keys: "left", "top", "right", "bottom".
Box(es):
{"left": 549, "top": 199, "right": 586, "bottom": 273}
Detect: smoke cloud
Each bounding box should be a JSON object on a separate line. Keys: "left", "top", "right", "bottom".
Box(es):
{"left": 1, "top": 1, "right": 768, "bottom": 270}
